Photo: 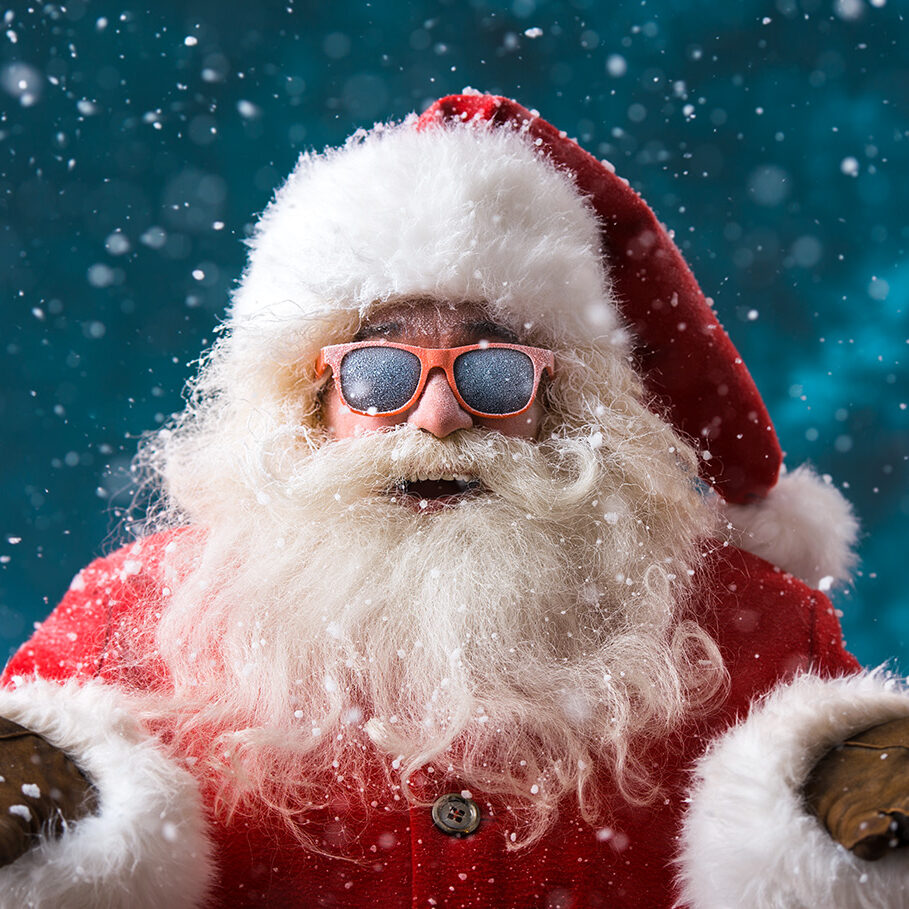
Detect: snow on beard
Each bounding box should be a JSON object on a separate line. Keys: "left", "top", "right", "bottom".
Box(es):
{"left": 146, "top": 417, "right": 723, "bottom": 845}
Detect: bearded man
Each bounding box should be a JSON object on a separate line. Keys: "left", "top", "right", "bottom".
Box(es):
{"left": 0, "top": 93, "right": 907, "bottom": 908}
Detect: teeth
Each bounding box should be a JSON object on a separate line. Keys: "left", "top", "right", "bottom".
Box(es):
{"left": 388, "top": 474, "right": 484, "bottom": 499}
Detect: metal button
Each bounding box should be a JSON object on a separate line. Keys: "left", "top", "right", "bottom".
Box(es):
{"left": 431, "top": 793, "right": 481, "bottom": 836}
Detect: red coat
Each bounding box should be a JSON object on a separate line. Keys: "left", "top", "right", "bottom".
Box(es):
{"left": 2, "top": 534, "right": 859, "bottom": 908}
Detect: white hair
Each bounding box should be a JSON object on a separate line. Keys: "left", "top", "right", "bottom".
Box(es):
{"left": 126, "top": 304, "right": 727, "bottom": 851}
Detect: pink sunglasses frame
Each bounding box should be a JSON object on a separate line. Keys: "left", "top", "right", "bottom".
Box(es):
{"left": 316, "top": 340, "right": 555, "bottom": 419}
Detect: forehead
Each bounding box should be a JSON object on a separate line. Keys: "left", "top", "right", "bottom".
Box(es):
{"left": 356, "top": 299, "right": 517, "bottom": 343}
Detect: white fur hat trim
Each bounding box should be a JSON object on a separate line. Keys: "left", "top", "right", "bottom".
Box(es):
{"left": 230, "top": 118, "right": 622, "bottom": 347}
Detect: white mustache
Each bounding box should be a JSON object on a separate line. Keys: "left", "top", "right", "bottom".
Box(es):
{"left": 270, "top": 424, "right": 599, "bottom": 515}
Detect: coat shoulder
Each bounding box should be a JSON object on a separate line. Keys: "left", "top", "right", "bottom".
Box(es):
{"left": 694, "top": 544, "right": 860, "bottom": 716}
{"left": 2, "top": 528, "right": 197, "bottom": 684}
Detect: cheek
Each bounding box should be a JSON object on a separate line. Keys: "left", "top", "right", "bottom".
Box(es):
{"left": 321, "top": 384, "right": 402, "bottom": 439}
{"left": 479, "top": 400, "right": 543, "bottom": 439}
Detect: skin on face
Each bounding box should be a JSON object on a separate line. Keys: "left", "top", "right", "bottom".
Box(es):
{"left": 320, "top": 300, "right": 545, "bottom": 441}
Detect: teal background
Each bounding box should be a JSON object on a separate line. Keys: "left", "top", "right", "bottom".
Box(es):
{"left": 1, "top": 0, "right": 907, "bottom": 667}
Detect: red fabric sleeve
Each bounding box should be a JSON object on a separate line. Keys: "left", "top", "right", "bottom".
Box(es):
{"left": 2, "top": 556, "right": 118, "bottom": 684}
{"left": 702, "top": 546, "right": 863, "bottom": 725}
{"left": 1, "top": 535, "right": 174, "bottom": 686}
{"left": 809, "top": 588, "right": 862, "bottom": 677}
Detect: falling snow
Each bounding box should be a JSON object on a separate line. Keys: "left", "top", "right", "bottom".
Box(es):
{"left": 0, "top": 17, "right": 906, "bottom": 903}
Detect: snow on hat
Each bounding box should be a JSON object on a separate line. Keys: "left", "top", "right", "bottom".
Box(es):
{"left": 231, "top": 92, "right": 856, "bottom": 588}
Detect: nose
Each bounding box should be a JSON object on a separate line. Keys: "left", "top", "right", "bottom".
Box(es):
{"left": 407, "top": 368, "right": 473, "bottom": 438}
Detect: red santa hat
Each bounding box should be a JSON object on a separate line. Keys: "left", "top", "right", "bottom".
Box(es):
{"left": 230, "top": 92, "right": 857, "bottom": 589}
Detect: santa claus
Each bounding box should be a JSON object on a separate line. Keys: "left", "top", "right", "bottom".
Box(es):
{"left": 0, "top": 93, "right": 907, "bottom": 908}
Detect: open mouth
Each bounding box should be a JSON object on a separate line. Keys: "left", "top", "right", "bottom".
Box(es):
{"left": 391, "top": 475, "right": 483, "bottom": 512}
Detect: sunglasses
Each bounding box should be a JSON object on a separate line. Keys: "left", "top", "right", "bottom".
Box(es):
{"left": 316, "top": 341, "right": 555, "bottom": 418}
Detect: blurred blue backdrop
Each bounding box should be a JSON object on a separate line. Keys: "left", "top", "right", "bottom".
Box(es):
{"left": 1, "top": 0, "right": 906, "bottom": 668}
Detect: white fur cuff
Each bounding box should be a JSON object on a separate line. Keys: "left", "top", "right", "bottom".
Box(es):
{"left": 678, "top": 671, "right": 909, "bottom": 909}
{"left": 0, "top": 678, "right": 213, "bottom": 909}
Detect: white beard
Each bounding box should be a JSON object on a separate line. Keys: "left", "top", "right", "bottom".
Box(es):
{"left": 131, "top": 418, "right": 725, "bottom": 847}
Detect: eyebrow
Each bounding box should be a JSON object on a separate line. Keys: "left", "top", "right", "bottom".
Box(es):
{"left": 353, "top": 318, "right": 520, "bottom": 343}
{"left": 354, "top": 321, "right": 403, "bottom": 340}
{"left": 467, "top": 320, "right": 519, "bottom": 342}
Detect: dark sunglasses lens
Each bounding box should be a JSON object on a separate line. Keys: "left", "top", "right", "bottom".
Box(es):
{"left": 453, "top": 349, "right": 535, "bottom": 415}
{"left": 340, "top": 347, "right": 421, "bottom": 414}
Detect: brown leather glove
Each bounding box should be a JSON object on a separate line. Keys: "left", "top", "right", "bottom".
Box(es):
{"left": 0, "top": 716, "right": 98, "bottom": 867}
{"left": 804, "top": 716, "right": 909, "bottom": 860}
